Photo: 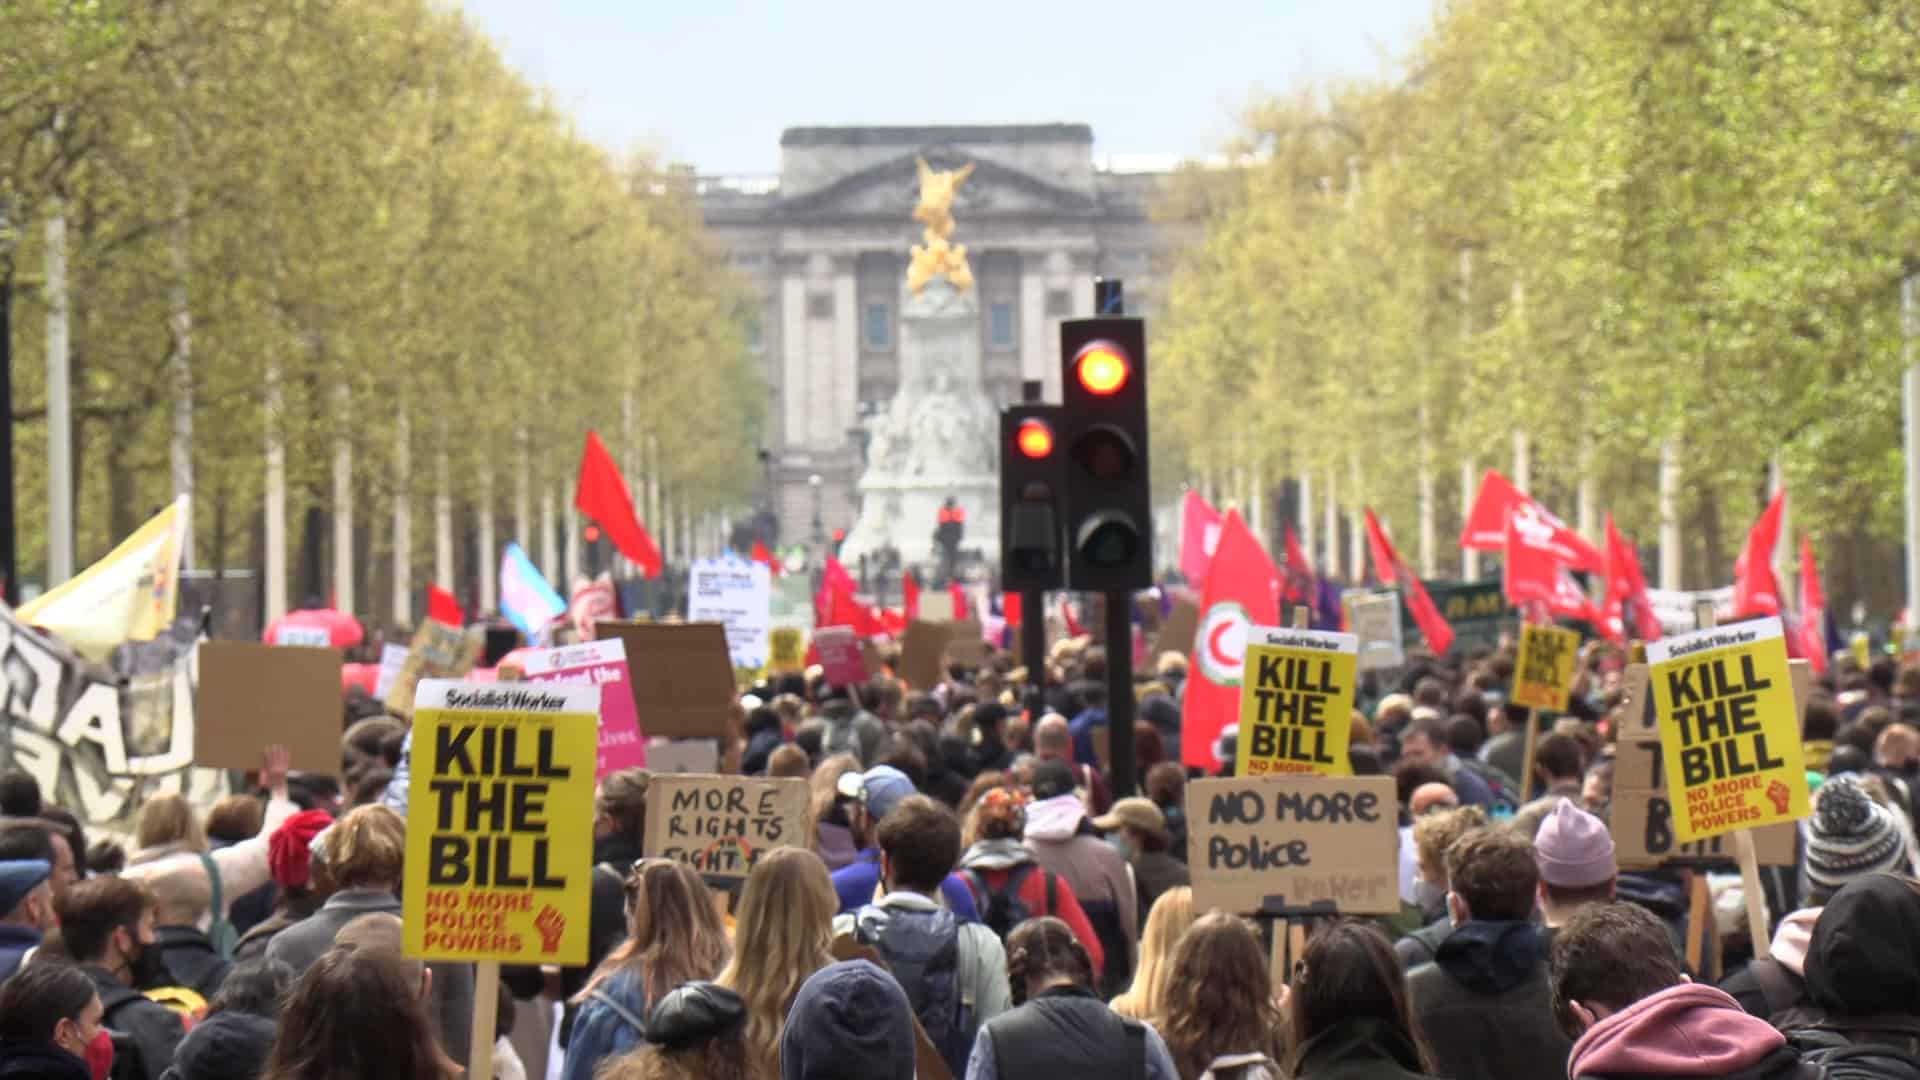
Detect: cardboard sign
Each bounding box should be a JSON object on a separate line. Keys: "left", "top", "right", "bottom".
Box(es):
{"left": 1612, "top": 788, "right": 1797, "bottom": 868}
{"left": 945, "top": 620, "right": 989, "bottom": 668}
{"left": 519, "top": 638, "right": 647, "bottom": 778}
{"left": 596, "top": 621, "right": 735, "bottom": 739}
{"left": 1186, "top": 775, "right": 1398, "bottom": 914}
{"left": 1155, "top": 598, "right": 1200, "bottom": 659}
{"left": 401, "top": 680, "right": 597, "bottom": 965}
{"left": 815, "top": 627, "right": 869, "bottom": 687}
{"left": 385, "top": 621, "right": 482, "bottom": 715}
{"left": 1647, "top": 617, "right": 1809, "bottom": 844}
{"left": 1512, "top": 623, "right": 1580, "bottom": 712}
{"left": 899, "top": 620, "right": 953, "bottom": 690}
{"left": 769, "top": 628, "right": 806, "bottom": 674}
{"left": 642, "top": 774, "right": 808, "bottom": 885}
{"left": 646, "top": 740, "right": 721, "bottom": 775}
{"left": 687, "top": 560, "right": 773, "bottom": 670}
{"left": 372, "top": 643, "right": 410, "bottom": 700}
{"left": 195, "top": 641, "right": 343, "bottom": 775}
{"left": 1234, "top": 628, "right": 1357, "bottom": 778}
{"left": 1348, "top": 592, "right": 1404, "bottom": 673}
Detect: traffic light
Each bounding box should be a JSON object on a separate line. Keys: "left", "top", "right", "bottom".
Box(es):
{"left": 1059, "top": 317, "right": 1151, "bottom": 590}
{"left": 1000, "top": 403, "right": 1065, "bottom": 590}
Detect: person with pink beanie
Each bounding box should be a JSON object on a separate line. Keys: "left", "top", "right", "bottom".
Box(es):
{"left": 1551, "top": 902, "right": 1806, "bottom": 1080}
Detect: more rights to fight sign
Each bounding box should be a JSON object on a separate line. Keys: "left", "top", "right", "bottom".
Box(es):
{"left": 1647, "top": 617, "right": 1809, "bottom": 844}
{"left": 402, "top": 680, "right": 596, "bottom": 965}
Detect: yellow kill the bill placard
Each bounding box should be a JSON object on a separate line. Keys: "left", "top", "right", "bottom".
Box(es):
{"left": 402, "top": 679, "right": 598, "bottom": 966}
{"left": 1234, "top": 627, "right": 1358, "bottom": 778}
{"left": 1646, "top": 616, "right": 1809, "bottom": 845}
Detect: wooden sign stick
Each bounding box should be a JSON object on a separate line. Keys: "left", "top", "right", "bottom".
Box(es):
{"left": 1693, "top": 599, "right": 1772, "bottom": 958}
{"left": 470, "top": 960, "right": 499, "bottom": 1080}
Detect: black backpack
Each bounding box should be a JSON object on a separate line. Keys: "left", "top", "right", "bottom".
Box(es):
{"left": 962, "top": 863, "right": 1057, "bottom": 941}
{"left": 1791, "top": 1029, "right": 1920, "bottom": 1080}
{"left": 855, "top": 904, "right": 975, "bottom": 1077}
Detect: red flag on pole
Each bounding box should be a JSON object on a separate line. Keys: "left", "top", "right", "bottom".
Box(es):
{"left": 1366, "top": 508, "right": 1454, "bottom": 655}
{"left": 1503, "top": 513, "right": 1564, "bottom": 610}
{"left": 1732, "top": 490, "right": 1786, "bottom": 618}
{"left": 1003, "top": 591, "right": 1022, "bottom": 627}
{"left": 426, "top": 585, "right": 463, "bottom": 628}
{"left": 903, "top": 570, "right": 921, "bottom": 622}
{"left": 750, "top": 541, "right": 778, "bottom": 576}
{"left": 1179, "top": 490, "right": 1224, "bottom": 586}
{"left": 573, "top": 431, "right": 662, "bottom": 579}
{"left": 1460, "top": 469, "right": 1603, "bottom": 571}
{"left": 1798, "top": 532, "right": 1827, "bottom": 673}
{"left": 1363, "top": 511, "right": 1400, "bottom": 587}
{"left": 1604, "top": 514, "right": 1662, "bottom": 642}
{"left": 949, "top": 581, "right": 967, "bottom": 620}
{"left": 1182, "top": 510, "right": 1279, "bottom": 768}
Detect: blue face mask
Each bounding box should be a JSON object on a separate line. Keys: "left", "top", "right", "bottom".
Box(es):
{"left": 1109, "top": 835, "right": 1134, "bottom": 861}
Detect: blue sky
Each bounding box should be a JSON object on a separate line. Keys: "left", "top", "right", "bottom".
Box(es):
{"left": 458, "top": 1, "right": 1434, "bottom": 174}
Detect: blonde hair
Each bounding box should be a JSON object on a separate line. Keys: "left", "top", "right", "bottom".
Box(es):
{"left": 576, "top": 860, "right": 730, "bottom": 1006}
{"left": 715, "top": 848, "right": 838, "bottom": 1078}
{"left": 135, "top": 794, "right": 208, "bottom": 855}
{"left": 1109, "top": 885, "right": 1193, "bottom": 1021}
{"left": 326, "top": 804, "right": 407, "bottom": 889}
{"left": 1412, "top": 804, "right": 1488, "bottom": 882}
{"left": 806, "top": 753, "right": 859, "bottom": 850}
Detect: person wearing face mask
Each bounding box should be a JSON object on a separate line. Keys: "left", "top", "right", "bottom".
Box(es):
{"left": 0, "top": 859, "right": 57, "bottom": 982}
{"left": 0, "top": 961, "right": 107, "bottom": 1080}
{"left": 55, "top": 876, "right": 185, "bottom": 1080}
{"left": 1091, "top": 798, "right": 1189, "bottom": 924}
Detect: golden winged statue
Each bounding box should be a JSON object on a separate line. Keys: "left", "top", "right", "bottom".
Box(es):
{"left": 907, "top": 155, "right": 976, "bottom": 295}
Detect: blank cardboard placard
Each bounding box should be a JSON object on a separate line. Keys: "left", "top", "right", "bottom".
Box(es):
{"left": 899, "top": 620, "right": 953, "bottom": 689}
{"left": 1156, "top": 598, "right": 1200, "bottom": 658}
{"left": 596, "top": 621, "right": 736, "bottom": 739}
{"left": 196, "top": 641, "right": 343, "bottom": 775}
{"left": 1186, "top": 775, "right": 1399, "bottom": 915}
{"left": 945, "top": 620, "right": 988, "bottom": 668}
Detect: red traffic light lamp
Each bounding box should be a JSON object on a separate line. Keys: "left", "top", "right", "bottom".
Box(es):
{"left": 1073, "top": 341, "right": 1130, "bottom": 396}
{"left": 1014, "top": 418, "right": 1054, "bottom": 459}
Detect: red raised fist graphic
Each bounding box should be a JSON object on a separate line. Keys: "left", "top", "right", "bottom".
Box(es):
{"left": 535, "top": 905, "right": 566, "bottom": 954}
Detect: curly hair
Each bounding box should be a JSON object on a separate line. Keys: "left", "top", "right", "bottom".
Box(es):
{"left": 1005, "top": 917, "right": 1094, "bottom": 1006}
{"left": 1157, "top": 912, "right": 1285, "bottom": 1078}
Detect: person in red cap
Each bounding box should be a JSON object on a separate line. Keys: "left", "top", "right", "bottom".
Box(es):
{"left": 233, "top": 809, "right": 334, "bottom": 963}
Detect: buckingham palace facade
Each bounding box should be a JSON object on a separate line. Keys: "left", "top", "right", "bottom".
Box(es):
{"left": 697, "top": 123, "right": 1193, "bottom": 549}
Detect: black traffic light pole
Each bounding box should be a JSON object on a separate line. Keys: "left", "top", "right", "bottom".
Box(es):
{"left": 1105, "top": 590, "right": 1137, "bottom": 797}
{"left": 1017, "top": 381, "right": 1048, "bottom": 719}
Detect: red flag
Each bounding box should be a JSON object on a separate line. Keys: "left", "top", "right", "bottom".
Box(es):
{"left": 903, "top": 570, "right": 921, "bottom": 622}
{"left": 1282, "top": 524, "right": 1314, "bottom": 604}
{"left": 1799, "top": 532, "right": 1827, "bottom": 673}
{"left": 950, "top": 581, "right": 967, "bottom": 620}
{"left": 426, "top": 585, "right": 463, "bottom": 628}
{"left": 1062, "top": 596, "right": 1085, "bottom": 639}
{"left": 1003, "top": 592, "right": 1023, "bottom": 627}
{"left": 1460, "top": 469, "right": 1602, "bottom": 571}
{"left": 573, "top": 431, "right": 662, "bottom": 579}
{"left": 1363, "top": 510, "right": 1400, "bottom": 586}
{"left": 1732, "top": 490, "right": 1786, "bottom": 617}
{"left": 1545, "top": 570, "right": 1603, "bottom": 627}
{"left": 1366, "top": 508, "right": 1454, "bottom": 655}
{"left": 750, "top": 541, "right": 778, "bottom": 576}
{"left": 1179, "top": 490, "right": 1224, "bottom": 585}
{"left": 1182, "top": 510, "right": 1280, "bottom": 768}
{"left": 1503, "top": 513, "right": 1563, "bottom": 609}
{"left": 1604, "top": 514, "right": 1662, "bottom": 642}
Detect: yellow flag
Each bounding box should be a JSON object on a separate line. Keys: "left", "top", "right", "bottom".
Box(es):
{"left": 18, "top": 496, "right": 188, "bottom": 660}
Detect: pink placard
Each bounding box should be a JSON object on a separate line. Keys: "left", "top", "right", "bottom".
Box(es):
{"left": 520, "top": 638, "right": 647, "bottom": 777}
{"left": 815, "top": 626, "right": 869, "bottom": 688}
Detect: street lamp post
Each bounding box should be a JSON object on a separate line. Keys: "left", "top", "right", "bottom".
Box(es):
{"left": 809, "top": 473, "right": 824, "bottom": 587}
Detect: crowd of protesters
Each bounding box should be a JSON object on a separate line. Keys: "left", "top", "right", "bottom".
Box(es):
{"left": 6, "top": 626, "right": 1920, "bottom": 1080}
